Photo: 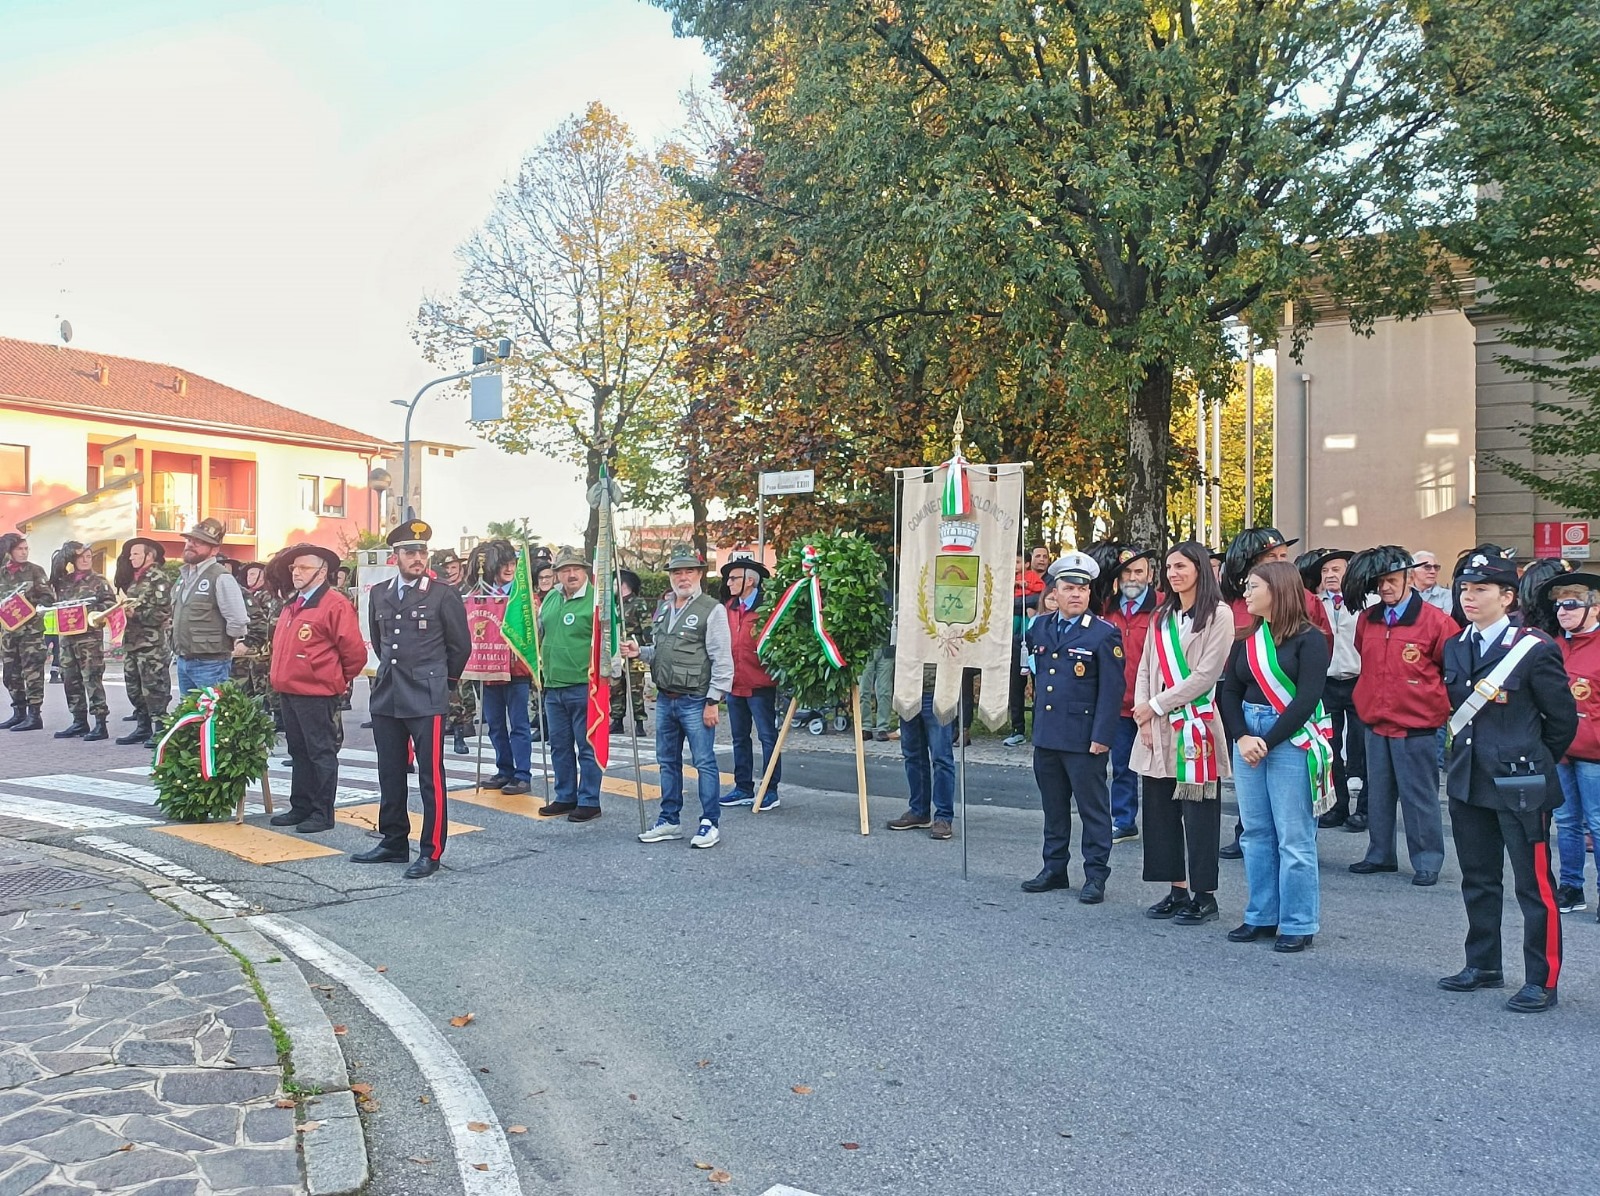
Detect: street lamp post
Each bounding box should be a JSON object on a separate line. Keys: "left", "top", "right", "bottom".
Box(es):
{"left": 394, "top": 340, "right": 511, "bottom": 522}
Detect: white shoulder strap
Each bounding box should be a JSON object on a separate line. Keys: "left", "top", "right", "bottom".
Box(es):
{"left": 1448, "top": 634, "right": 1542, "bottom": 737}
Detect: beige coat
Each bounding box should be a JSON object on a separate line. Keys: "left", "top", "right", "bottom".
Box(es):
{"left": 1128, "top": 601, "right": 1234, "bottom": 781}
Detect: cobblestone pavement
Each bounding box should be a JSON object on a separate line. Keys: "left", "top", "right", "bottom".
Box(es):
{"left": 0, "top": 847, "right": 305, "bottom": 1195}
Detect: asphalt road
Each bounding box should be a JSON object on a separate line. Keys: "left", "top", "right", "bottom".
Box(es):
{"left": 5, "top": 680, "right": 1599, "bottom": 1195}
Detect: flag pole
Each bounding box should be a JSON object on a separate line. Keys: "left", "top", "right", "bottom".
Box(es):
{"left": 525, "top": 543, "right": 552, "bottom": 801}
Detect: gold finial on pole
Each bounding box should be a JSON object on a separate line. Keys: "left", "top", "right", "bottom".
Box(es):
{"left": 951, "top": 408, "right": 965, "bottom": 459}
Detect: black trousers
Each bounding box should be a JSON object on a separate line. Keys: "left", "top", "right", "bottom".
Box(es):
{"left": 1450, "top": 799, "right": 1563, "bottom": 989}
{"left": 1323, "top": 675, "right": 1368, "bottom": 816}
{"left": 372, "top": 712, "right": 448, "bottom": 861}
{"left": 1141, "top": 776, "right": 1222, "bottom": 893}
{"left": 281, "top": 693, "right": 340, "bottom": 826}
{"left": 1034, "top": 747, "right": 1112, "bottom": 884}
{"left": 1008, "top": 656, "right": 1029, "bottom": 735}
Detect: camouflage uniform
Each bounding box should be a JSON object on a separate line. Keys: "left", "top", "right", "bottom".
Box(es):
{"left": 55, "top": 570, "right": 116, "bottom": 721}
{"left": 1, "top": 558, "right": 53, "bottom": 712}
{"left": 447, "top": 578, "right": 478, "bottom": 735}
{"left": 609, "top": 593, "right": 651, "bottom": 729}
{"left": 120, "top": 565, "right": 173, "bottom": 720}
{"left": 233, "top": 585, "right": 279, "bottom": 716}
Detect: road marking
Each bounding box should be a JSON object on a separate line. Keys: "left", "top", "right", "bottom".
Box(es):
{"left": 155, "top": 822, "right": 343, "bottom": 864}
{"left": 600, "top": 776, "right": 661, "bottom": 800}
{"left": 338, "top": 747, "right": 550, "bottom": 779}
{"left": 453, "top": 789, "right": 563, "bottom": 820}
{"left": 0, "top": 792, "right": 156, "bottom": 829}
{"left": 73, "top": 836, "right": 252, "bottom": 909}
{"left": 761, "top": 1187, "right": 827, "bottom": 1196}
{"left": 1, "top": 774, "right": 163, "bottom": 806}
{"left": 334, "top": 804, "right": 481, "bottom": 839}
{"left": 250, "top": 916, "right": 520, "bottom": 1195}
{"left": 110, "top": 767, "right": 376, "bottom": 807}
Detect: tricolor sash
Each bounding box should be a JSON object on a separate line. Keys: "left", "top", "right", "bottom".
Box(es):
{"left": 1152, "top": 611, "right": 1218, "bottom": 791}
{"left": 1243, "top": 625, "right": 1335, "bottom": 815}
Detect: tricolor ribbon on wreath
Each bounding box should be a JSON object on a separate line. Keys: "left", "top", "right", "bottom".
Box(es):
{"left": 154, "top": 686, "right": 222, "bottom": 780}
{"left": 1152, "top": 611, "right": 1219, "bottom": 795}
{"left": 756, "top": 543, "right": 847, "bottom": 669}
{"left": 1242, "top": 625, "right": 1336, "bottom": 815}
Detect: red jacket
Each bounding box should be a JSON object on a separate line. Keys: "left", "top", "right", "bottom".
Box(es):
{"left": 726, "top": 597, "right": 775, "bottom": 697}
{"left": 1557, "top": 626, "right": 1600, "bottom": 762}
{"left": 1352, "top": 593, "right": 1455, "bottom": 736}
{"left": 269, "top": 586, "right": 367, "bottom": 696}
{"left": 1231, "top": 590, "right": 1333, "bottom": 651}
{"left": 1105, "top": 588, "right": 1162, "bottom": 718}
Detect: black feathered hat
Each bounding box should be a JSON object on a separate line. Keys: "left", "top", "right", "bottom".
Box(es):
{"left": 50, "top": 541, "right": 88, "bottom": 587}
{"left": 466, "top": 539, "right": 518, "bottom": 588}
{"left": 1342, "top": 546, "right": 1414, "bottom": 612}
{"left": 1221, "top": 527, "right": 1299, "bottom": 602}
{"left": 1517, "top": 558, "right": 1574, "bottom": 635}
{"left": 113, "top": 538, "right": 166, "bottom": 591}
{"left": 264, "top": 544, "right": 342, "bottom": 601}
{"left": 1085, "top": 541, "right": 1126, "bottom": 615}
{"left": 1296, "top": 548, "right": 1355, "bottom": 593}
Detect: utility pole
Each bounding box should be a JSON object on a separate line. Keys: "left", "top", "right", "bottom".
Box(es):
{"left": 396, "top": 339, "right": 511, "bottom": 521}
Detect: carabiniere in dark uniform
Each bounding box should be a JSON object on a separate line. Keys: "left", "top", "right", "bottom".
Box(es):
{"left": 354, "top": 521, "right": 470, "bottom": 879}
{"left": 1439, "top": 550, "right": 1577, "bottom": 1012}
{"left": 1023, "top": 551, "right": 1126, "bottom": 904}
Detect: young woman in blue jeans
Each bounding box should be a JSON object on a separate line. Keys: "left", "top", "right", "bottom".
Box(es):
{"left": 1219, "top": 560, "right": 1333, "bottom": 953}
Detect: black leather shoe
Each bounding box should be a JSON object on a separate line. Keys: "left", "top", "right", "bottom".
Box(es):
{"left": 480, "top": 774, "right": 511, "bottom": 791}
{"left": 501, "top": 781, "right": 530, "bottom": 796}
{"left": 453, "top": 728, "right": 469, "bottom": 755}
{"left": 120, "top": 711, "right": 141, "bottom": 724}
{"left": 567, "top": 806, "right": 602, "bottom": 823}
{"left": 351, "top": 846, "right": 408, "bottom": 864}
{"left": 1412, "top": 870, "right": 1439, "bottom": 887}
{"left": 1227, "top": 922, "right": 1277, "bottom": 942}
{"left": 1078, "top": 880, "right": 1105, "bottom": 905}
{"left": 115, "top": 720, "right": 152, "bottom": 746}
{"left": 82, "top": 718, "right": 109, "bottom": 742}
{"left": 403, "top": 857, "right": 440, "bottom": 879}
{"left": 1505, "top": 984, "right": 1558, "bottom": 1013}
{"left": 296, "top": 820, "right": 334, "bottom": 834}
{"left": 1218, "top": 840, "right": 1244, "bottom": 860}
{"left": 0, "top": 707, "right": 23, "bottom": 730}
{"left": 1273, "top": 934, "right": 1313, "bottom": 953}
{"left": 1438, "top": 967, "right": 1504, "bottom": 992}
{"left": 1349, "top": 860, "right": 1398, "bottom": 874}
{"left": 54, "top": 719, "right": 89, "bottom": 739}
{"left": 1344, "top": 814, "right": 1368, "bottom": 833}
{"left": 12, "top": 706, "right": 43, "bottom": 732}
{"left": 539, "top": 800, "right": 577, "bottom": 816}
{"left": 1173, "top": 894, "right": 1219, "bottom": 925}
{"left": 1317, "top": 810, "right": 1348, "bottom": 828}
{"left": 1145, "top": 892, "right": 1189, "bottom": 919}
{"left": 1021, "top": 870, "right": 1071, "bottom": 893}
{"left": 270, "top": 811, "right": 308, "bottom": 827}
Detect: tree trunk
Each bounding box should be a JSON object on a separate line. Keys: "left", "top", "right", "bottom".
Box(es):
{"left": 582, "top": 445, "right": 601, "bottom": 560}
{"left": 690, "top": 488, "right": 709, "bottom": 562}
{"left": 1069, "top": 492, "right": 1097, "bottom": 549}
{"left": 1125, "top": 360, "right": 1173, "bottom": 547}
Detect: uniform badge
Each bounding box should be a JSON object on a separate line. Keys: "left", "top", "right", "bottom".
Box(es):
{"left": 1493, "top": 689, "right": 1509, "bottom": 704}
{"left": 1074, "top": 661, "right": 1086, "bottom": 677}
{"left": 297, "top": 623, "right": 312, "bottom": 642}
{"left": 1112, "top": 645, "right": 1123, "bottom": 658}
{"left": 197, "top": 579, "right": 211, "bottom": 593}
{"left": 1573, "top": 678, "right": 1592, "bottom": 702}
{"left": 685, "top": 614, "right": 700, "bottom": 628}
{"left": 1402, "top": 643, "right": 1421, "bottom": 664}
{"left": 563, "top": 612, "right": 575, "bottom": 626}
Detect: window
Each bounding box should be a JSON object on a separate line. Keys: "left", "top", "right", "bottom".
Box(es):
{"left": 0, "top": 444, "right": 26, "bottom": 494}
{"left": 320, "top": 477, "right": 346, "bottom": 517}
{"left": 298, "top": 475, "right": 319, "bottom": 514}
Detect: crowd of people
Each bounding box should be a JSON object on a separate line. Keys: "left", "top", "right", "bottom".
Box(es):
{"left": 2, "top": 514, "right": 1596, "bottom": 1011}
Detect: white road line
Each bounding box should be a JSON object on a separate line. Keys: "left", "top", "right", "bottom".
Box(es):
{"left": 110, "top": 766, "right": 376, "bottom": 808}
{"left": 0, "top": 792, "right": 156, "bottom": 829}
{"left": 761, "top": 1187, "right": 827, "bottom": 1196}
{"left": 3, "top": 774, "right": 163, "bottom": 806}
{"left": 251, "top": 916, "right": 519, "bottom": 1195}
{"left": 73, "top": 836, "right": 252, "bottom": 909}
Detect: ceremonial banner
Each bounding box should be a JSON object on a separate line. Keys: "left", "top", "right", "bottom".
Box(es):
{"left": 462, "top": 594, "right": 511, "bottom": 682}
{"left": 54, "top": 603, "right": 91, "bottom": 637}
{"left": 355, "top": 554, "right": 398, "bottom": 675}
{"left": 0, "top": 592, "right": 34, "bottom": 633}
{"left": 501, "top": 547, "right": 540, "bottom": 675}
{"left": 893, "top": 460, "right": 1023, "bottom": 728}
{"left": 105, "top": 606, "right": 127, "bottom": 648}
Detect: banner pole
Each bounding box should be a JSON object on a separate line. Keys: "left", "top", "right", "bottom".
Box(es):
{"left": 473, "top": 680, "right": 485, "bottom": 791}
{"left": 530, "top": 582, "right": 551, "bottom": 801}
{"left": 959, "top": 685, "right": 969, "bottom": 881}
{"left": 625, "top": 662, "right": 647, "bottom": 835}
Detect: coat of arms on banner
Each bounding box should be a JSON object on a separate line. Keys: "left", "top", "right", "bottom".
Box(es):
{"left": 919, "top": 510, "right": 993, "bottom": 651}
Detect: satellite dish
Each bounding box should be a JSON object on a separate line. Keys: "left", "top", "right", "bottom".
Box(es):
{"left": 59, "top": 320, "right": 72, "bottom": 344}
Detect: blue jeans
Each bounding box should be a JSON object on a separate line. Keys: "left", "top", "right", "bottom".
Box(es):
{"left": 657, "top": 694, "right": 720, "bottom": 825}
{"left": 900, "top": 694, "right": 955, "bottom": 822}
{"left": 176, "top": 657, "right": 232, "bottom": 697}
{"left": 1555, "top": 761, "right": 1600, "bottom": 890}
{"left": 483, "top": 679, "right": 533, "bottom": 785}
{"left": 1231, "top": 702, "right": 1321, "bottom": 935}
{"left": 543, "top": 683, "right": 599, "bottom": 806}
{"left": 728, "top": 686, "right": 781, "bottom": 800}
{"left": 1109, "top": 715, "right": 1139, "bottom": 831}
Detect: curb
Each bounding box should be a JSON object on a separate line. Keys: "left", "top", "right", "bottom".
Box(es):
{"left": 54, "top": 838, "right": 370, "bottom": 1196}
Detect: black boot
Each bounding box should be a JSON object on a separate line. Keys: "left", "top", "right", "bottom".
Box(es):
{"left": 609, "top": 716, "right": 623, "bottom": 735}
{"left": 116, "top": 717, "right": 152, "bottom": 746}
{"left": 54, "top": 717, "right": 90, "bottom": 739}
{"left": 11, "top": 705, "right": 42, "bottom": 732}
{"left": 453, "top": 726, "right": 468, "bottom": 755}
{"left": 143, "top": 713, "right": 165, "bottom": 749}
{"left": 122, "top": 711, "right": 142, "bottom": 723}
{"left": 83, "top": 717, "right": 109, "bottom": 742}
{"left": 0, "top": 705, "right": 23, "bottom": 730}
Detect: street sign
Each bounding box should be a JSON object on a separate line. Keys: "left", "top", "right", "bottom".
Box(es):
{"left": 1535, "top": 520, "right": 1591, "bottom": 560}
{"left": 469, "top": 372, "right": 503, "bottom": 422}
{"left": 760, "top": 469, "right": 815, "bottom": 496}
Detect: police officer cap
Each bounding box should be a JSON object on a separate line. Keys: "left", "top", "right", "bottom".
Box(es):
{"left": 386, "top": 520, "right": 433, "bottom": 550}
{"left": 1457, "top": 548, "right": 1519, "bottom": 587}
{"left": 1047, "top": 551, "right": 1100, "bottom": 586}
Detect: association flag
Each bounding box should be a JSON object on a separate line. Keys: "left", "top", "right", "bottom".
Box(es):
{"left": 502, "top": 543, "right": 540, "bottom": 675}
{"left": 585, "top": 590, "right": 611, "bottom": 769}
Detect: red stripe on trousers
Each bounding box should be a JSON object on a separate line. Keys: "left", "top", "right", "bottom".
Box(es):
{"left": 1533, "top": 838, "right": 1561, "bottom": 989}
{"left": 428, "top": 715, "right": 445, "bottom": 860}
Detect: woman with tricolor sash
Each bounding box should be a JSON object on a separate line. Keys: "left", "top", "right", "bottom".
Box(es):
{"left": 1218, "top": 560, "right": 1334, "bottom": 953}
{"left": 1129, "top": 542, "right": 1234, "bottom": 925}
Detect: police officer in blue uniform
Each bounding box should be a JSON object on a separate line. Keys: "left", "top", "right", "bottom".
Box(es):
{"left": 1022, "top": 551, "right": 1127, "bottom": 903}
{"left": 354, "top": 520, "right": 471, "bottom": 879}
{"left": 1438, "top": 551, "right": 1576, "bottom": 1012}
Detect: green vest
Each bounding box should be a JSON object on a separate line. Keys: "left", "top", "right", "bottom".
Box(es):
{"left": 172, "top": 559, "right": 230, "bottom": 658}
{"left": 650, "top": 593, "right": 718, "bottom": 696}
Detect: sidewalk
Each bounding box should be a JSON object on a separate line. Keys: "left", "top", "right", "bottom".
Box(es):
{"left": 0, "top": 843, "right": 304, "bottom": 1195}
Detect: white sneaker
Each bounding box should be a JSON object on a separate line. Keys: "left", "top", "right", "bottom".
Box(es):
{"left": 638, "top": 820, "right": 682, "bottom": 843}
{"left": 1003, "top": 733, "right": 1026, "bottom": 747}
{"left": 690, "top": 820, "right": 720, "bottom": 849}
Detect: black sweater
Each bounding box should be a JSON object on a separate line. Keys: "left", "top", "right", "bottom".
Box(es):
{"left": 1219, "top": 625, "right": 1331, "bottom": 749}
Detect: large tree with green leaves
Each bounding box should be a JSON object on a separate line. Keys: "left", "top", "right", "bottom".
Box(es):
{"left": 658, "top": 0, "right": 1482, "bottom": 543}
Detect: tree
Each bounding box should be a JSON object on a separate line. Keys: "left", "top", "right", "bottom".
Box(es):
{"left": 657, "top": 0, "right": 1483, "bottom": 543}
{"left": 417, "top": 102, "right": 699, "bottom": 556}
{"left": 1446, "top": 3, "right": 1600, "bottom": 513}
{"left": 484, "top": 518, "right": 541, "bottom": 547}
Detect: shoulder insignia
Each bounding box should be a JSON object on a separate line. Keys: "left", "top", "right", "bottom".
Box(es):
{"left": 1080, "top": 614, "right": 1092, "bottom": 628}
{"left": 1112, "top": 645, "right": 1123, "bottom": 658}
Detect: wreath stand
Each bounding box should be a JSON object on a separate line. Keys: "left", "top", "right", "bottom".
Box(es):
{"left": 235, "top": 773, "right": 276, "bottom": 824}
{"left": 751, "top": 685, "right": 871, "bottom": 836}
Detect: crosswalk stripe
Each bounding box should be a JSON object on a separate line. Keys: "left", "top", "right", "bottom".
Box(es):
{"left": 110, "top": 766, "right": 375, "bottom": 807}
{"left": 1, "top": 774, "right": 163, "bottom": 806}
{"left": 0, "top": 792, "right": 156, "bottom": 829}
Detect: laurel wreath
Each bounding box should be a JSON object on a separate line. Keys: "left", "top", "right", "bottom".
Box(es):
{"left": 917, "top": 562, "right": 996, "bottom": 645}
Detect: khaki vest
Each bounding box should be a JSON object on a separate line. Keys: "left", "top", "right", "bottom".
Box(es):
{"left": 650, "top": 593, "right": 719, "bottom": 696}
{"left": 173, "top": 559, "right": 231, "bottom": 658}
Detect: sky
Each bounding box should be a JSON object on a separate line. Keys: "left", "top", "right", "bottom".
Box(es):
{"left": 0, "top": 0, "right": 712, "bottom": 547}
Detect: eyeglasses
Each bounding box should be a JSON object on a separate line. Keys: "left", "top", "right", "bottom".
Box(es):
{"left": 1415, "top": 563, "right": 1440, "bottom": 571}
{"left": 1554, "top": 598, "right": 1593, "bottom": 612}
